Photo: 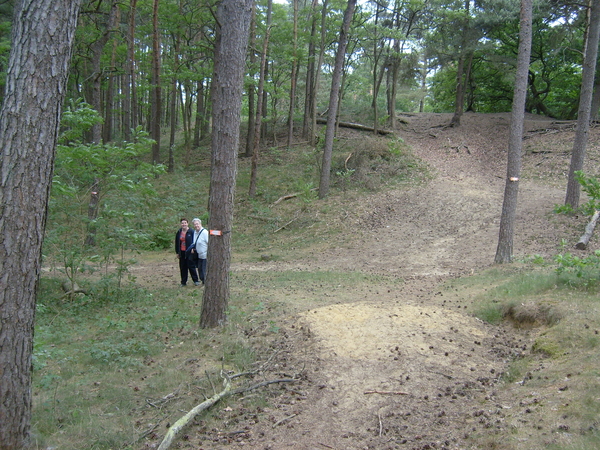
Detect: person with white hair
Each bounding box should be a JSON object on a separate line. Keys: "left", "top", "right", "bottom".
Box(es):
{"left": 188, "top": 218, "right": 209, "bottom": 285}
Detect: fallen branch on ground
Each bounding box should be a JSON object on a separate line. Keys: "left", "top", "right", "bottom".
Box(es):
{"left": 157, "top": 371, "right": 295, "bottom": 450}
{"left": 364, "top": 390, "right": 408, "bottom": 395}
{"left": 274, "top": 214, "right": 300, "bottom": 233}
{"left": 271, "top": 193, "right": 299, "bottom": 206}
{"left": 576, "top": 210, "right": 600, "bottom": 250}
{"left": 316, "top": 118, "right": 395, "bottom": 134}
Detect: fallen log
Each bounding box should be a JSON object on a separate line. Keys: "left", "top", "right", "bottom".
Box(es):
{"left": 157, "top": 373, "right": 295, "bottom": 450}
{"left": 61, "top": 280, "right": 87, "bottom": 300}
{"left": 576, "top": 210, "right": 600, "bottom": 250}
{"left": 316, "top": 118, "right": 394, "bottom": 135}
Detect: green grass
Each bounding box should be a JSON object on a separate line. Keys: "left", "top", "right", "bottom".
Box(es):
{"left": 32, "top": 267, "right": 395, "bottom": 449}
{"left": 463, "top": 265, "right": 600, "bottom": 449}
{"left": 34, "top": 127, "right": 600, "bottom": 450}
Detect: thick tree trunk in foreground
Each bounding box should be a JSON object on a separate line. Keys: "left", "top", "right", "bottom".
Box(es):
{"left": 495, "top": 0, "right": 533, "bottom": 264}
{"left": 201, "top": 0, "right": 252, "bottom": 328}
{"left": 0, "top": 0, "right": 81, "bottom": 447}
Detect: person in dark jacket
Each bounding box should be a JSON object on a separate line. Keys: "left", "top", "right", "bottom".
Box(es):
{"left": 175, "top": 218, "right": 200, "bottom": 286}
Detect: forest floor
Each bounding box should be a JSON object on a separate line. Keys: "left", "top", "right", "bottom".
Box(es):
{"left": 135, "top": 112, "right": 600, "bottom": 450}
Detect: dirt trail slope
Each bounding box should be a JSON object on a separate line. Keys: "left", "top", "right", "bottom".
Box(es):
{"left": 145, "top": 113, "right": 589, "bottom": 450}
{"left": 216, "top": 113, "right": 570, "bottom": 450}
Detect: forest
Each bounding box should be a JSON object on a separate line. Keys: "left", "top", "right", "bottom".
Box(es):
{"left": 0, "top": 0, "right": 595, "bottom": 153}
{"left": 3, "top": 0, "right": 600, "bottom": 448}
{"left": 0, "top": 0, "right": 593, "bottom": 252}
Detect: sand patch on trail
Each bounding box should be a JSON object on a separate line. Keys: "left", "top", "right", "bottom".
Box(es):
{"left": 259, "top": 301, "right": 519, "bottom": 449}
{"left": 301, "top": 302, "right": 488, "bottom": 362}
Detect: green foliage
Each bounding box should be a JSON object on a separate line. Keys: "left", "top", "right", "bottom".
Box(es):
{"left": 554, "top": 203, "right": 575, "bottom": 215}
{"left": 575, "top": 171, "right": 600, "bottom": 216}
{"left": 554, "top": 251, "right": 600, "bottom": 288}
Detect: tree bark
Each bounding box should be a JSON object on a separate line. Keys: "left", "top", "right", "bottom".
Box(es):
{"left": 201, "top": 0, "right": 252, "bottom": 328}
{"left": 565, "top": 0, "right": 600, "bottom": 208}
{"left": 302, "top": 0, "right": 318, "bottom": 141}
{"left": 309, "top": 0, "right": 328, "bottom": 147}
{"left": 150, "top": 0, "right": 162, "bottom": 164}
{"left": 449, "top": 0, "right": 471, "bottom": 128}
{"left": 318, "top": 0, "right": 357, "bottom": 199}
{"left": 249, "top": 0, "right": 272, "bottom": 198}
{"left": 244, "top": 3, "right": 257, "bottom": 157}
{"left": 0, "top": 0, "right": 81, "bottom": 447}
{"left": 123, "top": 0, "right": 138, "bottom": 142}
{"left": 495, "top": 0, "right": 533, "bottom": 264}
{"left": 286, "top": 0, "right": 298, "bottom": 148}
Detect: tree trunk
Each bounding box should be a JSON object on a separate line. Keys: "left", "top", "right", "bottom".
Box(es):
{"left": 371, "top": 2, "right": 383, "bottom": 135}
{"left": 103, "top": 36, "right": 117, "bottom": 143}
{"left": 318, "top": 0, "right": 357, "bottom": 199}
{"left": 245, "top": 3, "right": 257, "bottom": 157}
{"left": 168, "top": 27, "right": 182, "bottom": 173}
{"left": 449, "top": 0, "right": 471, "bottom": 128}
{"left": 0, "top": 0, "right": 81, "bottom": 447}
{"left": 286, "top": 0, "right": 298, "bottom": 148}
{"left": 201, "top": 0, "right": 252, "bottom": 328}
{"left": 85, "top": 0, "right": 118, "bottom": 144}
{"left": 84, "top": 179, "right": 100, "bottom": 246}
{"left": 565, "top": 0, "right": 600, "bottom": 208}
{"left": 193, "top": 79, "right": 206, "bottom": 148}
{"left": 249, "top": 0, "right": 272, "bottom": 198}
{"left": 123, "top": 0, "right": 138, "bottom": 142}
{"left": 310, "top": 0, "right": 328, "bottom": 147}
{"left": 150, "top": 0, "right": 162, "bottom": 164}
{"left": 302, "top": 0, "right": 318, "bottom": 141}
{"left": 495, "top": 0, "right": 533, "bottom": 264}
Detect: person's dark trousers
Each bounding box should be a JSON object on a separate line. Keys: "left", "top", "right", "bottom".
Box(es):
{"left": 197, "top": 258, "right": 207, "bottom": 284}
{"left": 179, "top": 255, "right": 199, "bottom": 285}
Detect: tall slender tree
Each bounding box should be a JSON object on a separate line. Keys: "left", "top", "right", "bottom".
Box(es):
{"left": 286, "top": 0, "right": 299, "bottom": 148}
{"left": 249, "top": 0, "right": 272, "bottom": 198}
{"left": 150, "top": 0, "right": 162, "bottom": 165}
{"left": 565, "top": 0, "right": 600, "bottom": 208}
{"left": 200, "top": 0, "right": 253, "bottom": 328}
{"left": 318, "top": 0, "right": 357, "bottom": 198}
{"left": 0, "top": 0, "right": 82, "bottom": 446}
{"left": 495, "top": 0, "right": 533, "bottom": 264}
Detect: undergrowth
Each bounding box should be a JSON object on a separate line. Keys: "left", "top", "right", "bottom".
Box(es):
{"left": 469, "top": 264, "right": 600, "bottom": 449}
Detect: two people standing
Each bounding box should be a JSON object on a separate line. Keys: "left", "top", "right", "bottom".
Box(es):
{"left": 175, "top": 218, "right": 208, "bottom": 286}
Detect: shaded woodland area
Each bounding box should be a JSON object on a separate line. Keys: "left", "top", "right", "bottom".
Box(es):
{"left": 0, "top": 0, "right": 596, "bottom": 162}
{"left": 2, "top": 0, "right": 600, "bottom": 448}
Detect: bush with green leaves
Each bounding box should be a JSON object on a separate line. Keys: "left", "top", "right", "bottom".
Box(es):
{"left": 45, "top": 100, "right": 167, "bottom": 296}
{"left": 575, "top": 171, "right": 600, "bottom": 216}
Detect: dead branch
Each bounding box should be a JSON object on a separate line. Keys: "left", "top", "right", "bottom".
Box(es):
{"left": 576, "top": 210, "right": 600, "bottom": 250}
{"left": 272, "top": 413, "right": 297, "bottom": 428}
{"left": 344, "top": 152, "right": 352, "bottom": 170}
{"left": 271, "top": 188, "right": 317, "bottom": 207}
{"left": 60, "top": 280, "right": 87, "bottom": 300}
{"left": 271, "top": 193, "right": 300, "bottom": 206}
{"left": 274, "top": 216, "right": 299, "bottom": 233}
{"left": 158, "top": 376, "right": 232, "bottom": 450}
{"left": 315, "top": 118, "right": 394, "bottom": 135}
{"left": 157, "top": 373, "right": 295, "bottom": 450}
{"left": 364, "top": 390, "right": 408, "bottom": 395}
